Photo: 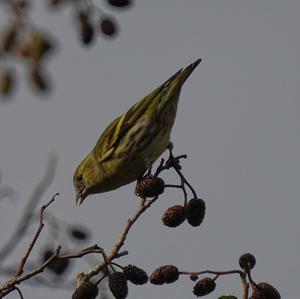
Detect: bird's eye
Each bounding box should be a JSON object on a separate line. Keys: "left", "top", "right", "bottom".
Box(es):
{"left": 77, "top": 175, "right": 83, "bottom": 182}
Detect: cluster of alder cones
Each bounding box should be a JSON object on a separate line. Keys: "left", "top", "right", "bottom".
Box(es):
{"left": 135, "top": 174, "right": 206, "bottom": 228}
{"left": 72, "top": 253, "right": 280, "bottom": 299}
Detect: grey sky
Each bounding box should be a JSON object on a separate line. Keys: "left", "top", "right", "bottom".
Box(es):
{"left": 1, "top": 0, "right": 300, "bottom": 298}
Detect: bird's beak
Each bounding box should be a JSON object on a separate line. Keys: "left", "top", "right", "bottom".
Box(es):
{"left": 75, "top": 189, "right": 87, "bottom": 206}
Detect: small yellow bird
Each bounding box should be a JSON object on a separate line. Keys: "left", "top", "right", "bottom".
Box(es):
{"left": 74, "top": 59, "right": 201, "bottom": 205}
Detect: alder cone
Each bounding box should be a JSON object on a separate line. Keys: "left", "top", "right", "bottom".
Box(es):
{"left": 30, "top": 66, "right": 48, "bottom": 92}
{"left": 135, "top": 175, "right": 165, "bottom": 198}
{"left": 150, "top": 265, "right": 179, "bottom": 285}
{"left": 1, "top": 26, "right": 17, "bottom": 52}
{"left": 108, "top": 272, "right": 128, "bottom": 299}
{"left": 72, "top": 281, "right": 99, "bottom": 299}
{"left": 185, "top": 198, "right": 206, "bottom": 227}
{"left": 0, "top": 70, "right": 14, "bottom": 95}
{"left": 107, "top": 0, "right": 132, "bottom": 8}
{"left": 239, "top": 253, "right": 256, "bottom": 271}
{"left": 193, "top": 277, "right": 216, "bottom": 297}
{"left": 123, "top": 265, "right": 148, "bottom": 285}
{"left": 250, "top": 282, "right": 281, "bottom": 299}
{"left": 162, "top": 205, "right": 186, "bottom": 227}
{"left": 100, "top": 18, "right": 118, "bottom": 37}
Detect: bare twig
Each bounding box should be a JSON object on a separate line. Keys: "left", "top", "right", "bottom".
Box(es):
{"left": 82, "top": 196, "right": 159, "bottom": 281}
{"left": 180, "top": 269, "right": 249, "bottom": 299}
{"left": 13, "top": 286, "right": 24, "bottom": 299}
{"left": 80, "top": 147, "right": 199, "bottom": 282}
{"left": 15, "top": 193, "right": 60, "bottom": 276}
{"left": 0, "top": 246, "right": 61, "bottom": 297}
{"left": 0, "top": 153, "right": 57, "bottom": 264}
{"left": 179, "top": 269, "right": 244, "bottom": 277}
{"left": 0, "top": 241, "right": 109, "bottom": 296}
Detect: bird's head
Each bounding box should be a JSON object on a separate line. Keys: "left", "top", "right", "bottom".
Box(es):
{"left": 73, "top": 152, "right": 101, "bottom": 205}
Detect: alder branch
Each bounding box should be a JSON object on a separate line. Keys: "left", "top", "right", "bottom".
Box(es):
{"left": 0, "top": 240, "right": 108, "bottom": 295}
{"left": 79, "top": 146, "right": 201, "bottom": 283}
{"left": 0, "top": 153, "right": 57, "bottom": 264}
{"left": 0, "top": 191, "right": 109, "bottom": 297}
{"left": 14, "top": 193, "right": 60, "bottom": 276}
{"left": 0, "top": 246, "right": 61, "bottom": 297}
{"left": 83, "top": 195, "right": 159, "bottom": 281}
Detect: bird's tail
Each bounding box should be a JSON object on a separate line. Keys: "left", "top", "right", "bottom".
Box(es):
{"left": 163, "top": 58, "right": 201, "bottom": 102}
{"left": 177, "top": 58, "right": 202, "bottom": 85}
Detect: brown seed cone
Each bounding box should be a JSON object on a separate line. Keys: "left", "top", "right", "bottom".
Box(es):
{"left": 1, "top": 26, "right": 17, "bottom": 53}
{"left": 48, "top": 0, "right": 65, "bottom": 7}
{"left": 108, "top": 272, "right": 128, "bottom": 299}
{"left": 162, "top": 205, "right": 186, "bottom": 227}
{"left": 185, "top": 198, "right": 206, "bottom": 227}
{"left": 249, "top": 291, "right": 266, "bottom": 299}
{"left": 80, "top": 23, "right": 94, "bottom": 45}
{"left": 78, "top": 12, "right": 94, "bottom": 45}
{"left": 193, "top": 277, "right": 216, "bottom": 297}
{"left": 100, "top": 17, "right": 118, "bottom": 37}
{"left": 251, "top": 282, "right": 281, "bottom": 299}
{"left": 239, "top": 253, "right": 256, "bottom": 272}
{"left": 72, "top": 281, "right": 99, "bottom": 299}
{"left": 30, "top": 65, "right": 48, "bottom": 92}
{"left": 150, "top": 265, "right": 179, "bottom": 285}
{"left": 23, "top": 31, "right": 53, "bottom": 62}
{"left": 107, "top": 0, "right": 132, "bottom": 8}
{"left": 135, "top": 175, "right": 165, "bottom": 198}
{"left": 0, "top": 70, "right": 14, "bottom": 95}
{"left": 123, "top": 265, "right": 148, "bottom": 285}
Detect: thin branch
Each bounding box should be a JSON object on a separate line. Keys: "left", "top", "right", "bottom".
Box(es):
{"left": 83, "top": 196, "right": 159, "bottom": 281}
{"left": 0, "top": 153, "right": 57, "bottom": 264}
{"left": 241, "top": 272, "right": 249, "bottom": 299}
{"left": 15, "top": 193, "right": 60, "bottom": 276}
{"left": 180, "top": 269, "right": 249, "bottom": 299}
{"left": 179, "top": 269, "right": 244, "bottom": 277}
{"left": 0, "top": 246, "right": 61, "bottom": 297}
{"left": 79, "top": 147, "right": 200, "bottom": 282}
{"left": 13, "top": 287, "right": 24, "bottom": 299}
{"left": 0, "top": 241, "right": 108, "bottom": 296}
{"left": 58, "top": 244, "right": 103, "bottom": 260}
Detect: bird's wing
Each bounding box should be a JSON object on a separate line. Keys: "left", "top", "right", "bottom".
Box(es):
{"left": 93, "top": 69, "right": 183, "bottom": 162}
{"left": 93, "top": 58, "right": 201, "bottom": 162}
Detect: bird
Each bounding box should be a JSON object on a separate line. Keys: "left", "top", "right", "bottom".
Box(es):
{"left": 73, "top": 58, "right": 201, "bottom": 205}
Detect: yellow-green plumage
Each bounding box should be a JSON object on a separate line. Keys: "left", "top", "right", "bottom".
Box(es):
{"left": 74, "top": 59, "right": 201, "bottom": 205}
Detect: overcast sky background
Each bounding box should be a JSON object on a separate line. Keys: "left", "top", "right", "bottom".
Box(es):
{"left": 1, "top": 0, "right": 300, "bottom": 298}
